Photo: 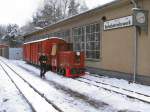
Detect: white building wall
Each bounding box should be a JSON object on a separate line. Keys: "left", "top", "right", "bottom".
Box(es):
{"left": 9, "top": 48, "right": 23, "bottom": 60}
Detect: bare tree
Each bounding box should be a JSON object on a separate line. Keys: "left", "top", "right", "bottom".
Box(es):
{"left": 79, "top": 1, "right": 88, "bottom": 13}
{"left": 68, "top": 0, "right": 80, "bottom": 17}
{"left": 20, "top": 22, "right": 36, "bottom": 34}
{"left": 6, "top": 24, "right": 19, "bottom": 37}
{"left": 0, "top": 25, "right": 7, "bottom": 38}
{"left": 61, "top": 0, "right": 70, "bottom": 18}
{"left": 32, "top": 0, "right": 88, "bottom": 28}
{"left": 0, "top": 24, "right": 22, "bottom": 47}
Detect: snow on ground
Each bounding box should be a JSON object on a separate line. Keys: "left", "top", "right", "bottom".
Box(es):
{"left": 1, "top": 58, "right": 108, "bottom": 112}
{"left": 11, "top": 60, "right": 150, "bottom": 96}
{"left": 83, "top": 74, "right": 150, "bottom": 96}
{"left": 0, "top": 61, "right": 59, "bottom": 112}
{"left": 9, "top": 59, "right": 150, "bottom": 112}
{"left": 77, "top": 76, "right": 150, "bottom": 103}
{"left": 0, "top": 63, "right": 32, "bottom": 112}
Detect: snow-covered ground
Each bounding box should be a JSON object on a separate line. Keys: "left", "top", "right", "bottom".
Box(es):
{"left": 83, "top": 74, "right": 150, "bottom": 96}
{"left": 1, "top": 57, "right": 150, "bottom": 112}
{"left": 0, "top": 60, "right": 59, "bottom": 112}
{"left": 0, "top": 62, "right": 32, "bottom": 112}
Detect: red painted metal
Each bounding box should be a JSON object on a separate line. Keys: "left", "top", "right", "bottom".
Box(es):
{"left": 23, "top": 37, "right": 85, "bottom": 77}
{"left": 58, "top": 51, "right": 85, "bottom": 77}
{"left": 25, "top": 44, "right": 31, "bottom": 62}
{"left": 30, "top": 42, "right": 39, "bottom": 64}
{"left": 0, "top": 44, "right": 8, "bottom": 48}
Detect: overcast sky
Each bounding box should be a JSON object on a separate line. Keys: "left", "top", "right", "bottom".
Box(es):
{"left": 0, "top": 0, "right": 114, "bottom": 27}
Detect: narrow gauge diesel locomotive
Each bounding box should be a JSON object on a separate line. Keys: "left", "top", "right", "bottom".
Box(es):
{"left": 23, "top": 37, "right": 85, "bottom": 77}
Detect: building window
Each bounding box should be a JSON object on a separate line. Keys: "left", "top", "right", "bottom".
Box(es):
{"left": 86, "top": 23, "right": 100, "bottom": 59}
{"left": 47, "top": 30, "right": 70, "bottom": 40}
{"left": 72, "top": 23, "right": 100, "bottom": 60}
{"left": 72, "top": 27, "right": 85, "bottom": 51}
{"left": 24, "top": 29, "right": 70, "bottom": 43}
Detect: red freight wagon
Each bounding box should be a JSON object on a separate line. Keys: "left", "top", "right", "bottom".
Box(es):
{"left": 23, "top": 37, "right": 85, "bottom": 77}
{"left": 41, "top": 37, "right": 68, "bottom": 70}
{"left": 33, "top": 42, "right": 38, "bottom": 65}
{"left": 30, "top": 43, "right": 34, "bottom": 63}
{"left": 26, "top": 43, "right": 31, "bottom": 62}
{"left": 37, "top": 42, "right": 42, "bottom": 65}
{"left": 22, "top": 44, "right": 26, "bottom": 61}
{"left": 24, "top": 38, "right": 48, "bottom": 64}
{"left": 31, "top": 42, "right": 39, "bottom": 65}
{"left": 23, "top": 43, "right": 30, "bottom": 62}
{"left": 49, "top": 38, "right": 69, "bottom": 71}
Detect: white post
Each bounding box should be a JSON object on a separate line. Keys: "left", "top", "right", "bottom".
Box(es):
{"left": 131, "top": 0, "right": 138, "bottom": 83}
{"left": 133, "top": 26, "right": 138, "bottom": 83}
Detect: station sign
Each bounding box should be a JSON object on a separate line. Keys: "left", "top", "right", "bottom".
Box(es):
{"left": 104, "top": 16, "right": 133, "bottom": 31}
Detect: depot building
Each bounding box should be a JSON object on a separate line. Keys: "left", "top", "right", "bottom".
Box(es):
{"left": 23, "top": 0, "right": 150, "bottom": 85}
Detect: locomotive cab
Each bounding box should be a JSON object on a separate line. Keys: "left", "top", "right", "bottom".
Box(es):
{"left": 50, "top": 42, "right": 85, "bottom": 77}
{"left": 58, "top": 51, "right": 85, "bottom": 77}
{"left": 51, "top": 42, "right": 69, "bottom": 72}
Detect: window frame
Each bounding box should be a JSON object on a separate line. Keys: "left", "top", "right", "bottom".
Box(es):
{"left": 72, "top": 22, "right": 101, "bottom": 61}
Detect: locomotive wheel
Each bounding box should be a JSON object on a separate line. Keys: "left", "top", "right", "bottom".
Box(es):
{"left": 60, "top": 68, "right": 66, "bottom": 76}
{"left": 71, "top": 68, "right": 77, "bottom": 74}
{"left": 56, "top": 68, "right": 61, "bottom": 75}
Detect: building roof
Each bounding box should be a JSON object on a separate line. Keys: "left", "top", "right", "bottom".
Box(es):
{"left": 23, "top": 0, "right": 129, "bottom": 38}
{"left": 24, "top": 37, "right": 66, "bottom": 44}
{"left": 0, "top": 44, "right": 8, "bottom": 47}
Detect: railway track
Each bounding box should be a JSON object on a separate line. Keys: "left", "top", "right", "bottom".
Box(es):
{"left": 16, "top": 61, "right": 150, "bottom": 104}
{"left": 1, "top": 59, "right": 117, "bottom": 112}
{"left": 82, "top": 74, "right": 150, "bottom": 97}
{"left": 76, "top": 76, "right": 150, "bottom": 104}
{"left": 16, "top": 63, "right": 115, "bottom": 111}
{"left": 0, "top": 59, "right": 63, "bottom": 112}
{"left": 2, "top": 59, "right": 149, "bottom": 112}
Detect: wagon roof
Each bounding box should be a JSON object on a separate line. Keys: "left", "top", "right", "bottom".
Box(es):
{"left": 0, "top": 44, "right": 8, "bottom": 47}
{"left": 24, "top": 37, "right": 65, "bottom": 44}
{"left": 48, "top": 37, "right": 66, "bottom": 41}
{"left": 24, "top": 38, "right": 49, "bottom": 44}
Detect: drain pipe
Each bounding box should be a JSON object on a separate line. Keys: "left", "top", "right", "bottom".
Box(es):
{"left": 133, "top": 21, "right": 138, "bottom": 83}
{"left": 130, "top": 0, "right": 139, "bottom": 83}
{"left": 131, "top": 0, "right": 138, "bottom": 8}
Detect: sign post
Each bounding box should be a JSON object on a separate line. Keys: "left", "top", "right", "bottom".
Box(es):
{"left": 132, "top": 8, "right": 148, "bottom": 83}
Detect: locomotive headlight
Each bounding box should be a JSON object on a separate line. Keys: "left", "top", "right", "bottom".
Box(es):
{"left": 76, "top": 52, "right": 80, "bottom": 56}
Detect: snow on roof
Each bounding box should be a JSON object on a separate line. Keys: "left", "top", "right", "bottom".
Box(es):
{"left": 24, "top": 38, "right": 49, "bottom": 44}
{"left": 24, "top": 37, "right": 66, "bottom": 44}
{"left": 49, "top": 37, "right": 66, "bottom": 41}
{"left": 0, "top": 44, "right": 8, "bottom": 47}
{"left": 1, "top": 35, "right": 6, "bottom": 40}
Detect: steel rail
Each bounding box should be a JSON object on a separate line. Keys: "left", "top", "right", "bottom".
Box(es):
{"left": 0, "top": 63, "right": 36, "bottom": 112}
{"left": 76, "top": 76, "right": 150, "bottom": 104}
{"left": 0, "top": 59, "right": 63, "bottom": 112}
{"left": 81, "top": 75, "right": 150, "bottom": 97}
{"left": 17, "top": 62, "right": 150, "bottom": 104}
